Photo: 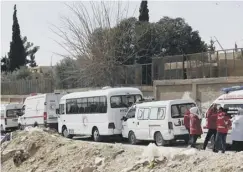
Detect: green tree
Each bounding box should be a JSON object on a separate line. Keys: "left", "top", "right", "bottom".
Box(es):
{"left": 1, "top": 54, "right": 10, "bottom": 72}
{"left": 22, "top": 36, "right": 39, "bottom": 67}
{"left": 157, "top": 17, "right": 207, "bottom": 55}
{"left": 139, "top": 0, "right": 149, "bottom": 22}
{"left": 8, "top": 5, "right": 26, "bottom": 71}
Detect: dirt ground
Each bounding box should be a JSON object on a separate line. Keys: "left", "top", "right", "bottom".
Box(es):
{"left": 1, "top": 127, "right": 243, "bottom": 172}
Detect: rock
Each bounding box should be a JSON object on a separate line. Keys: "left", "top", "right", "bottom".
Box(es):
{"left": 13, "top": 150, "right": 30, "bottom": 166}
{"left": 95, "top": 157, "right": 104, "bottom": 166}
{"left": 112, "top": 149, "right": 125, "bottom": 159}
{"left": 82, "top": 166, "right": 95, "bottom": 172}
{"left": 1, "top": 149, "right": 24, "bottom": 163}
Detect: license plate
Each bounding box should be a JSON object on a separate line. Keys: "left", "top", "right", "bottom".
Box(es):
{"left": 12, "top": 119, "right": 18, "bottom": 122}
{"left": 68, "top": 129, "right": 74, "bottom": 134}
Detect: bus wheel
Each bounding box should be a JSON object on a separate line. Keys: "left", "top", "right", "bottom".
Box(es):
{"left": 92, "top": 127, "right": 101, "bottom": 142}
{"left": 128, "top": 131, "right": 137, "bottom": 145}
{"left": 62, "top": 126, "right": 73, "bottom": 139}
{"left": 155, "top": 132, "right": 165, "bottom": 146}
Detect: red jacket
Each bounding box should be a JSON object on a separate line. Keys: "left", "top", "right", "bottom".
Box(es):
{"left": 206, "top": 109, "right": 218, "bottom": 129}
{"left": 190, "top": 114, "right": 203, "bottom": 135}
{"left": 216, "top": 112, "right": 232, "bottom": 133}
{"left": 184, "top": 110, "right": 190, "bottom": 129}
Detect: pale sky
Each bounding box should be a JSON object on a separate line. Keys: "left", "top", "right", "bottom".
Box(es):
{"left": 1, "top": 1, "right": 243, "bottom": 66}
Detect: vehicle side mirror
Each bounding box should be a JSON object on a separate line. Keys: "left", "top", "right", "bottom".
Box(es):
{"left": 56, "top": 109, "right": 60, "bottom": 114}
{"left": 121, "top": 116, "right": 128, "bottom": 121}
{"left": 16, "top": 111, "right": 23, "bottom": 116}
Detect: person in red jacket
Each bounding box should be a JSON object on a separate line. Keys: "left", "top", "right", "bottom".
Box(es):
{"left": 189, "top": 107, "right": 203, "bottom": 148}
{"left": 184, "top": 109, "right": 191, "bottom": 133}
{"left": 203, "top": 104, "right": 218, "bottom": 150}
{"left": 214, "top": 107, "right": 232, "bottom": 153}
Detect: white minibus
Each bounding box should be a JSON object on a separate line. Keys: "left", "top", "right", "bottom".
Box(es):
{"left": 202, "top": 86, "right": 243, "bottom": 145}
{"left": 1, "top": 103, "right": 23, "bottom": 132}
{"left": 57, "top": 87, "right": 143, "bottom": 141}
{"left": 122, "top": 99, "right": 197, "bottom": 146}
{"left": 18, "top": 93, "right": 65, "bottom": 130}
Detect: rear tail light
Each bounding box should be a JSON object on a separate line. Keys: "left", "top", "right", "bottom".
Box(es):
{"left": 108, "top": 123, "right": 115, "bottom": 129}
{"left": 43, "top": 112, "right": 47, "bottom": 121}
{"left": 5, "top": 118, "right": 7, "bottom": 125}
{"left": 168, "top": 122, "right": 173, "bottom": 130}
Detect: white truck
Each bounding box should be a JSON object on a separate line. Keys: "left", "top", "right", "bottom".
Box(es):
{"left": 122, "top": 99, "right": 197, "bottom": 146}
{"left": 18, "top": 93, "right": 65, "bottom": 130}
{"left": 1, "top": 103, "right": 23, "bottom": 133}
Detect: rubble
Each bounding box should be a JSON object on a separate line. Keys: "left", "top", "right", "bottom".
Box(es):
{"left": 1, "top": 127, "right": 243, "bottom": 172}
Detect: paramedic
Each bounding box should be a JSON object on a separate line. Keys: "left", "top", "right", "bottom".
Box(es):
{"left": 203, "top": 104, "right": 218, "bottom": 150}
{"left": 189, "top": 107, "right": 203, "bottom": 148}
{"left": 231, "top": 109, "right": 243, "bottom": 152}
{"left": 214, "top": 107, "right": 232, "bottom": 153}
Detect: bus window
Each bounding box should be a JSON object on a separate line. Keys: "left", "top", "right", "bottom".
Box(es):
{"left": 111, "top": 94, "right": 142, "bottom": 108}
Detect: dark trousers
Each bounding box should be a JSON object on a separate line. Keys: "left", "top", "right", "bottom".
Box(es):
{"left": 190, "top": 135, "right": 199, "bottom": 148}
{"left": 203, "top": 129, "right": 217, "bottom": 149}
{"left": 214, "top": 132, "right": 227, "bottom": 153}
{"left": 232, "top": 141, "right": 243, "bottom": 152}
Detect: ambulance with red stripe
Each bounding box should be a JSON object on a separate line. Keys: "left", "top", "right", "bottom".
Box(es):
{"left": 1, "top": 103, "right": 23, "bottom": 133}
{"left": 18, "top": 93, "right": 65, "bottom": 130}
{"left": 202, "top": 86, "right": 243, "bottom": 145}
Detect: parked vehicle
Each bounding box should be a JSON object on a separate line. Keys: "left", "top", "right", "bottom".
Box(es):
{"left": 1, "top": 103, "right": 23, "bottom": 133}
{"left": 202, "top": 86, "right": 243, "bottom": 145}
{"left": 18, "top": 93, "right": 65, "bottom": 130}
{"left": 57, "top": 87, "right": 143, "bottom": 141}
{"left": 121, "top": 99, "right": 197, "bottom": 146}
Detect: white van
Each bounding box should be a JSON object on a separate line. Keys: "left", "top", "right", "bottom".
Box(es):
{"left": 122, "top": 99, "right": 197, "bottom": 146}
{"left": 18, "top": 93, "right": 65, "bottom": 130}
{"left": 57, "top": 87, "right": 143, "bottom": 141}
{"left": 1, "top": 103, "right": 23, "bottom": 132}
{"left": 202, "top": 86, "right": 243, "bottom": 144}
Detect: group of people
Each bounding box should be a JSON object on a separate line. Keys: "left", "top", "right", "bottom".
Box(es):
{"left": 184, "top": 104, "right": 243, "bottom": 153}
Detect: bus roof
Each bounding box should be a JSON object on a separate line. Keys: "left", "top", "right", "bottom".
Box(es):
{"left": 136, "top": 99, "right": 195, "bottom": 108}
{"left": 61, "top": 87, "right": 142, "bottom": 100}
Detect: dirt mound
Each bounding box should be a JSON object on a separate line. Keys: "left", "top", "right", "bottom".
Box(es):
{"left": 1, "top": 128, "right": 243, "bottom": 172}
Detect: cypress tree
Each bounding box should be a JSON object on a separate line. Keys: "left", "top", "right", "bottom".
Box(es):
{"left": 139, "top": 0, "right": 149, "bottom": 22}
{"left": 8, "top": 5, "right": 26, "bottom": 71}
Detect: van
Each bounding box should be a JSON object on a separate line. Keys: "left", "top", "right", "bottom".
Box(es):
{"left": 121, "top": 99, "right": 197, "bottom": 146}
{"left": 202, "top": 86, "right": 243, "bottom": 145}
{"left": 1, "top": 103, "right": 23, "bottom": 133}
{"left": 18, "top": 93, "right": 65, "bottom": 130}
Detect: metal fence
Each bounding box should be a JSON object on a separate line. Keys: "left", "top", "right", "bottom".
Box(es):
{"left": 1, "top": 48, "right": 242, "bottom": 95}
{"left": 152, "top": 48, "right": 243, "bottom": 80}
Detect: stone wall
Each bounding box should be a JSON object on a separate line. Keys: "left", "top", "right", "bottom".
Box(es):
{"left": 154, "top": 77, "right": 243, "bottom": 111}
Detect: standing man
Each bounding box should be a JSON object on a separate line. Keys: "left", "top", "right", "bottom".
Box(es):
{"left": 189, "top": 107, "right": 203, "bottom": 148}
{"left": 184, "top": 107, "right": 191, "bottom": 137}
{"left": 203, "top": 104, "right": 218, "bottom": 150}
{"left": 214, "top": 107, "right": 232, "bottom": 153}
{"left": 231, "top": 109, "right": 243, "bottom": 152}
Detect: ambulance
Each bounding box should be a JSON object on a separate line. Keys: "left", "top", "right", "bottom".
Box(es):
{"left": 202, "top": 86, "right": 243, "bottom": 145}
{"left": 121, "top": 99, "right": 197, "bottom": 146}
{"left": 1, "top": 103, "right": 23, "bottom": 133}
{"left": 18, "top": 93, "right": 65, "bottom": 130}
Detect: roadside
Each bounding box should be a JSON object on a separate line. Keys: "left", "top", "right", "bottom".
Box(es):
{"left": 1, "top": 127, "right": 243, "bottom": 172}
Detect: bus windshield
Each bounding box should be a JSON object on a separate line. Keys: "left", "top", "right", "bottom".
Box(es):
{"left": 110, "top": 95, "right": 142, "bottom": 108}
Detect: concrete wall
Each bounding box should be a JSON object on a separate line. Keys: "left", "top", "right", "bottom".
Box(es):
{"left": 154, "top": 77, "right": 243, "bottom": 111}
{"left": 1, "top": 86, "right": 154, "bottom": 103}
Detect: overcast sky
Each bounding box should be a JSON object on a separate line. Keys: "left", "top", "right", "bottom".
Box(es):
{"left": 1, "top": 1, "right": 243, "bottom": 66}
